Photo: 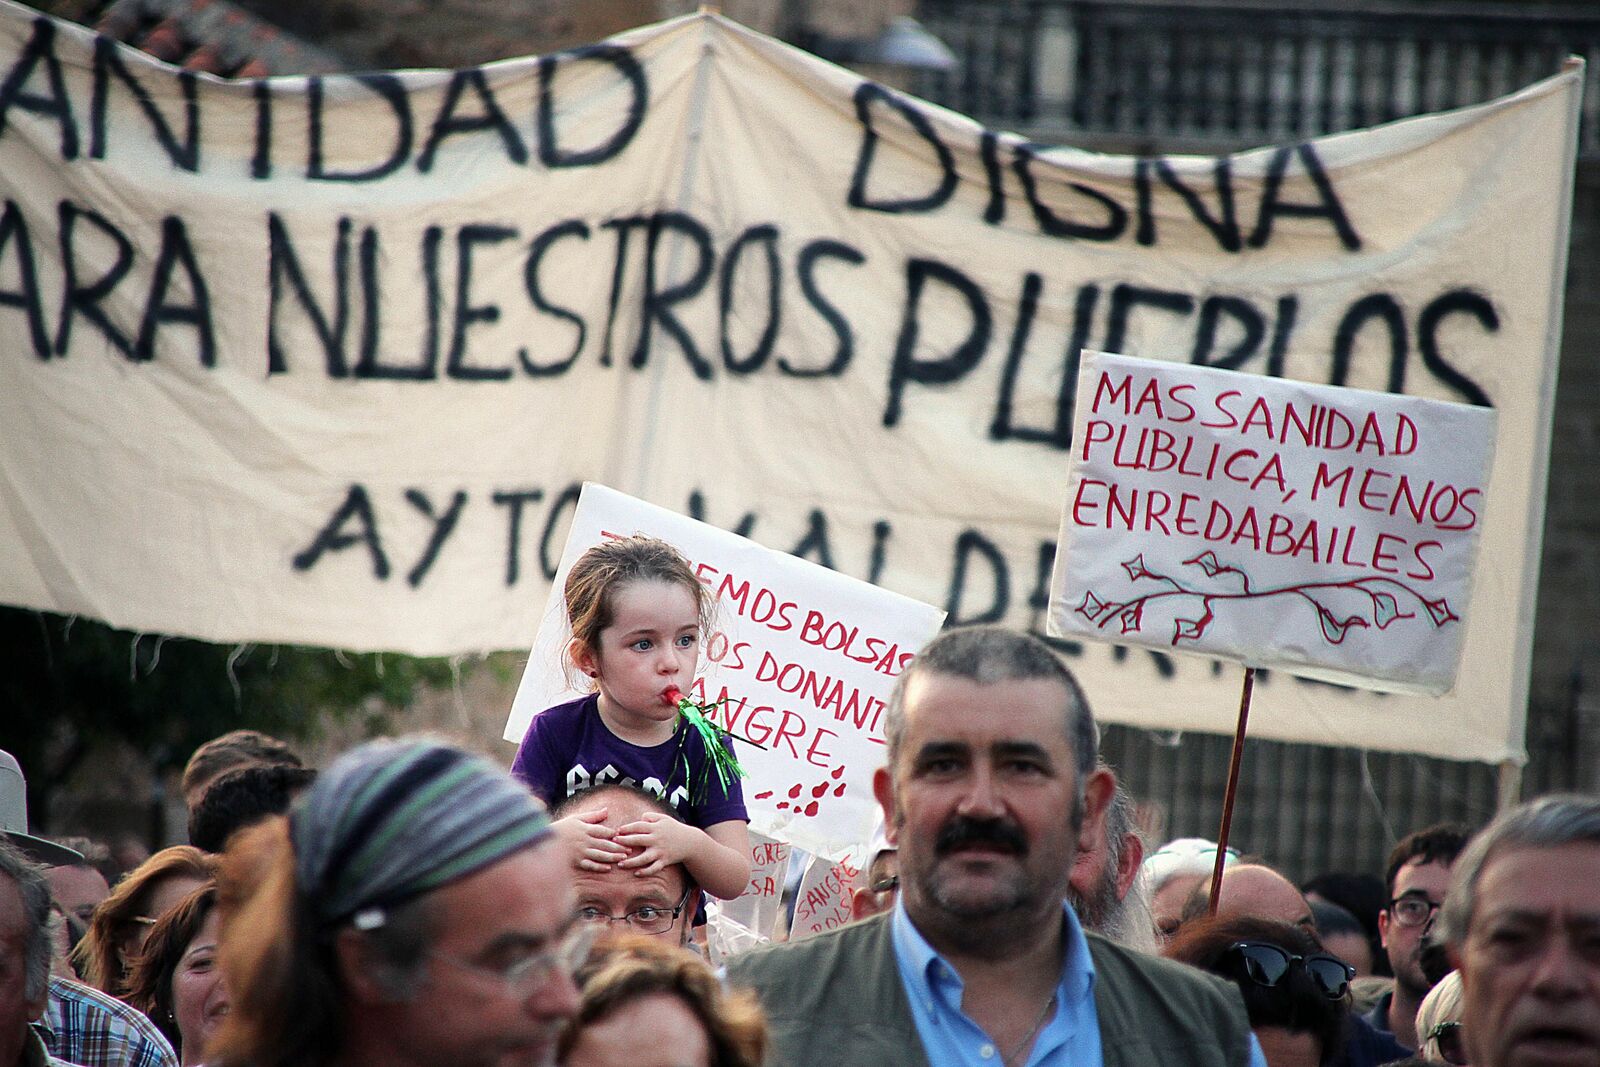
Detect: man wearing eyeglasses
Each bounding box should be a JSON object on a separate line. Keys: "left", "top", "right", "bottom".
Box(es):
{"left": 207, "top": 738, "right": 587, "bottom": 1067}
{"left": 1369, "top": 824, "right": 1469, "bottom": 1051}
{"left": 555, "top": 785, "right": 698, "bottom": 948}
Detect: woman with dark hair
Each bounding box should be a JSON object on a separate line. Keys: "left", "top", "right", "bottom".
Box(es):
{"left": 1308, "top": 899, "right": 1374, "bottom": 976}
{"left": 560, "top": 935, "right": 766, "bottom": 1067}
{"left": 124, "top": 884, "right": 228, "bottom": 1067}
{"left": 75, "top": 845, "right": 213, "bottom": 996}
{"left": 1166, "top": 915, "right": 1352, "bottom": 1067}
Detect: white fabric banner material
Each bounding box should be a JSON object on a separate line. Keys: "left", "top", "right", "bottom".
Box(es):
{"left": 1048, "top": 351, "right": 1497, "bottom": 696}
{"left": 0, "top": 3, "right": 1581, "bottom": 763}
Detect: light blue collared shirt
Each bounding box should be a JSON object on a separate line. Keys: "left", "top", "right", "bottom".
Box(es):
{"left": 889, "top": 899, "right": 1269, "bottom": 1067}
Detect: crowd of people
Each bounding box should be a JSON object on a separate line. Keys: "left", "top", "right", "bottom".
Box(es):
{"left": 1, "top": 536, "right": 1596, "bottom": 1067}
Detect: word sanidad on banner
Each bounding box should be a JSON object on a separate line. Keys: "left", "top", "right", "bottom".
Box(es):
{"left": 0, "top": 5, "right": 1580, "bottom": 767}
{"left": 1049, "top": 351, "right": 1497, "bottom": 696}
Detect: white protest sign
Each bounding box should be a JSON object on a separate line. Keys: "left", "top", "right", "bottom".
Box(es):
{"left": 712, "top": 831, "right": 791, "bottom": 943}
{"left": 789, "top": 849, "right": 865, "bottom": 940}
{"left": 504, "top": 483, "right": 945, "bottom": 859}
{"left": 1048, "top": 352, "right": 1496, "bottom": 695}
{"left": 0, "top": 3, "right": 1581, "bottom": 763}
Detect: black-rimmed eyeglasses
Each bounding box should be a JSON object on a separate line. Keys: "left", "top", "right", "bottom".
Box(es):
{"left": 1387, "top": 893, "right": 1443, "bottom": 928}
{"left": 575, "top": 884, "right": 696, "bottom": 935}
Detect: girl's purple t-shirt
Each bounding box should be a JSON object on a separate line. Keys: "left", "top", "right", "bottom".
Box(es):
{"left": 510, "top": 693, "right": 749, "bottom": 829}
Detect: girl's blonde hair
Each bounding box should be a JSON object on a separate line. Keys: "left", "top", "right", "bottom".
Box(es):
{"left": 563, "top": 536, "right": 712, "bottom": 687}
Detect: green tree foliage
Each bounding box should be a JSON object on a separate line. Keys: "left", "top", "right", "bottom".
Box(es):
{"left": 0, "top": 607, "right": 455, "bottom": 823}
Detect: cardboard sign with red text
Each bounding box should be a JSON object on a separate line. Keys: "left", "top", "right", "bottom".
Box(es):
{"left": 1048, "top": 351, "right": 1496, "bottom": 695}
{"left": 505, "top": 484, "right": 945, "bottom": 859}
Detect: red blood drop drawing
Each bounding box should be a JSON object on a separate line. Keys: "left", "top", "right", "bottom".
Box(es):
{"left": 833, "top": 783, "right": 846, "bottom": 797}
{"left": 811, "top": 782, "right": 829, "bottom": 798}
{"left": 754, "top": 790, "right": 773, "bottom": 800}
{"left": 776, "top": 802, "right": 789, "bottom": 811}
{"left": 804, "top": 801, "right": 820, "bottom": 817}
{"left": 831, "top": 766, "right": 845, "bottom": 779}
{"left": 787, "top": 784, "right": 803, "bottom": 799}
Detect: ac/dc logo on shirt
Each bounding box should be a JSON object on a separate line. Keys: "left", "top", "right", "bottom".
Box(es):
{"left": 565, "top": 763, "right": 691, "bottom": 811}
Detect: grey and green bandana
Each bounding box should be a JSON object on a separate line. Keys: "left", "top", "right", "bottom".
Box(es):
{"left": 290, "top": 737, "right": 553, "bottom": 926}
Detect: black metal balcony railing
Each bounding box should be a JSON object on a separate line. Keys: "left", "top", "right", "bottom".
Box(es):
{"left": 913, "top": 0, "right": 1600, "bottom": 158}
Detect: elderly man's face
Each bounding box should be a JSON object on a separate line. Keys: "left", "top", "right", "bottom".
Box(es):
{"left": 0, "top": 876, "right": 47, "bottom": 1067}
{"left": 1457, "top": 843, "right": 1600, "bottom": 1067}
{"left": 399, "top": 841, "right": 583, "bottom": 1067}
{"left": 875, "top": 671, "right": 1111, "bottom": 944}
{"left": 850, "top": 849, "right": 899, "bottom": 922}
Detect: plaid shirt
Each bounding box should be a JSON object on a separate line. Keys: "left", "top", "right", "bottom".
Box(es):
{"left": 24, "top": 1029, "right": 82, "bottom": 1067}
{"left": 34, "top": 978, "right": 178, "bottom": 1067}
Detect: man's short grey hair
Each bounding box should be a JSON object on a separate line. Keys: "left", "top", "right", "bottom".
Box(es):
{"left": 884, "top": 626, "right": 1099, "bottom": 782}
{"left": 1435, "top": 792, "right": 1600, "bottom": 947}
{"left": 1103, "top": 779, "right": 1140, "bottom": 874}
{"left": 1094, "top": 780, "right": 1157, "bottom": 953}
{"left": 0, "top": 839, "right": 55, "bottom": 1001}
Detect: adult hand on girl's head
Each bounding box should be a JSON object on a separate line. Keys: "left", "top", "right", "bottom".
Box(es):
{"left": 613, "top": 812, "right": 698, "bottom": 875}
{"left": 554, "top": 809, "right": 629, "bottom": 871}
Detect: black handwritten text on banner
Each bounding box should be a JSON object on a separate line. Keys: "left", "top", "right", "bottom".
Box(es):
{"left": 0, "top": 4, "right": 1580, "bottom": 762}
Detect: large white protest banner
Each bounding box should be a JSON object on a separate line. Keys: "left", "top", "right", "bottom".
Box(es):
{"left": 0, "top": 3, "right": 1580, "bottom": 763}
{"left": 503, "top": 483, "right": 946, "bottom": 859}
{"left": 1049, "top": 351, "right": 1497, "bottom": 695}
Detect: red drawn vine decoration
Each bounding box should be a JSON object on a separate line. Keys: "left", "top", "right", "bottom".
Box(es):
{"left": 1076, "top": 552, "right": 1458, "bottom": 647}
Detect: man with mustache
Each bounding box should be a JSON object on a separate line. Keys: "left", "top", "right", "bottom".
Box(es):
{"left": 1437, "top": 794, "right": 1600, "bottom": 1067}
{"left": 726, "top": 627, "right": 1263, "bottom": 1067}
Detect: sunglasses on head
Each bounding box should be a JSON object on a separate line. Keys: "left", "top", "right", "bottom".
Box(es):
{"left": 1225, "top": 941, "right": 1355, "bottom": 1001}
{"left": 1427, "top": 1021, "right": 1467, "bottom": 1066}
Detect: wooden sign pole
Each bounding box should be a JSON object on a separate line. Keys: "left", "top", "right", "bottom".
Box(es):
{"left": 1207, "top": 666, "right": 1256, "bottom": 916}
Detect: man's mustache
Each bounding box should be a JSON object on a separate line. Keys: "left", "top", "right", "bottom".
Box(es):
{"left": 935, "top": 816, "right": 1028, "bottom": 856}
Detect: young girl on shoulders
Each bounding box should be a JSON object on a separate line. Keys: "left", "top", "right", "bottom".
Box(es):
{"left": 511, "top": 536, "right": 751, "bottom": 900}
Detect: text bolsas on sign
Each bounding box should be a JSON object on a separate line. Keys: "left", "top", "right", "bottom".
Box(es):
{"left": 711, "top": 831, "right": 791, "bottom": 945}
{"left": 503, "top": 483, "right": 945, "bottom": 860}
